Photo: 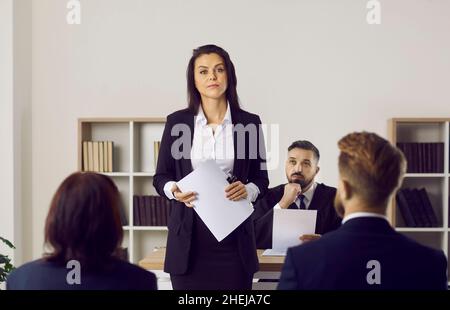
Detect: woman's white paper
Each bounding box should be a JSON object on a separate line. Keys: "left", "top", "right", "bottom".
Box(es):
{"left": 176, "top": 160, "right": 254, "bottom": 242}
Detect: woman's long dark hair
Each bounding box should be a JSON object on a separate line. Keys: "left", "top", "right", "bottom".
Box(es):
{"left": 187, "top": 44, "right": 241, "bottom": 113}
{"left": 44, "top": 172, "right": 123, "bottom": 270}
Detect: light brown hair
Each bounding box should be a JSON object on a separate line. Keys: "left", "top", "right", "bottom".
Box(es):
{"left": 338, "top": 132, "right": 406, "bottom": 206}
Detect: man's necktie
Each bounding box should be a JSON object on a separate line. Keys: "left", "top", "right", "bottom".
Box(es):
{"left": 288, "top": 194, "right": 306, "bottom": 209}
{"left": 299, "top": 194, "right": 306, "bottom": 210}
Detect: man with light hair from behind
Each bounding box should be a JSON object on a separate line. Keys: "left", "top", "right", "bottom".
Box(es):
{"left": 278, "top": 131, "right": 447, "bottom": 290}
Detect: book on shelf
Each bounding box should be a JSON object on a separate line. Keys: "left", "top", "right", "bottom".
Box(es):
{"left": 93, "top": 142, "right": 99, "bottom": 172}
{"left": 417, "top": 188, "right": 439, "bottom": 227}
{"left": 396, "top": 142, "right": 444, "bottom": 173}
{"left": 149, "top": 196, "right": 157, "bottom": 226}
{"left": 98, "top": 141, "right": 104, "bottom": 172}
{"left": 133, "top": 195, "right": 140, "bottom": 226}
{"left": 107, "top": 141, "right": 113, "bottom": 172}
{"left": 132, "top": 194, "right": 171, "bottom": 226}
{"left": 87, "top": 141, "right": 94, "bottom": 171}
{"left": 82, "top": 140, "right": 114, "bottom": 172}
{"left": 154, "top": 141, "right": 161, "bottom": 170}
{"left": 139, "top": 195, "right": 147, "bottom": 226}
{"left": 103, "top": 141, "right": 108, "bottom": 173}
{"left": 82, "top": 141, "right": 88, "bottom": 171}
{"left": 396, "top": 189, "right": 416, "bottom": 227}
{"left": 118, "top": 196, "right": 128, "bottom": 226}
{"left": 395, "top": 187, "right": 439, "bottom": 227}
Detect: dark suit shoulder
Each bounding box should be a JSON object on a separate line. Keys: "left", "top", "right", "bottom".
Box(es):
{"left": 166, "top": 108, "right": 193, "bottom": 122}
{"left": 268, "top": 184, "right": 286, "bottom": 194}
{"left": 114, "top": 259, "right": 156, "bottom": 278}
{"left": 232, "top": 108, "right": 261, "bottom": 124}
{"left": 6, "top": 258, "right": 55, "bottom": 289}
{"left": 398, "top": 232, "right": 447, "bottom": 260}
{"left": 7, "top": 258, "right": 157, "bottom": 290}
{"left": 316, "top": 183, "right": 336, "bottom": 195}
{"left": 7, "top": 258, "right": 46, "bottom": 280}
{"left": 259, "top": 184, "right": 285, "bottom": 203}
{"left": 112, "top": 259, "right": 157, "bottom": 288}
{"left": 238, "top": 108, "right": 260, "bottom": 120}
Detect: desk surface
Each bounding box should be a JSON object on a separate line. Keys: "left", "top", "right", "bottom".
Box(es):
{"left": 139, "top": 248, "right": 285, "bottom": 272}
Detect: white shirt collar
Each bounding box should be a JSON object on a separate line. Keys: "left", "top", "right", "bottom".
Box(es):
{"left": 195, "top": 103, "right": 232, "bottom": 126}
{"left": 300, "top": 182, "right": 316, "bottom": 203}
{"left": 342, "top": 212, "right": 389, "bottom": 225}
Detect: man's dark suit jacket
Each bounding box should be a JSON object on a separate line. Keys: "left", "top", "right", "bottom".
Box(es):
{"left": 153, "top": 107, "right": 269, "bottom": 275}
{"left": 7, "top": 258, "right": 157, "bottom": 290}
{"left": 252, "top": 183, "right": 341, "bottom": 249}
{"left": 278, "top": 217, "right": 448, "bottom": 290}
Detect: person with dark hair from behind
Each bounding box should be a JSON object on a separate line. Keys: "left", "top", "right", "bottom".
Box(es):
{"left": 7, "top": 172, "right": 157, "bottom": 290}
{"left": 278, "top": 132, "right": 448, "bottom": 290}
{"left": 252, "top": 140, "right": 341, "bottom": 249}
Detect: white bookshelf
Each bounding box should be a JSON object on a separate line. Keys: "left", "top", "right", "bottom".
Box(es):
{"left": 78, "top": 118, "right": 167, "bottom": 264}
{"left": 388, "top": 118, "right": 449, "bottom": 285}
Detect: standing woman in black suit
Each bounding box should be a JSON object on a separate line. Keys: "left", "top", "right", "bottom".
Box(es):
{"left": 153, "top": 44, "right": 269, "bottom": 290}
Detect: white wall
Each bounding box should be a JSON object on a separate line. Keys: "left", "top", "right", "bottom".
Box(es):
{"left": 0, "top": 0, "right": 31, "bottom": 268}
{"left": 27, "top": 0, "right": 450, "bottom": 260}
{"left": 14, "top": 0, "right": 32, "bottom": 264}
{"left": 0, "top": 0, "right": 15, "bottom": 266}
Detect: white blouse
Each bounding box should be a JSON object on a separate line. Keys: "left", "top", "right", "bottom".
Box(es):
{"left": 190, "top": 102, "right": 234, "bottom": 173}
{"left": 163, "top": 103, "right": 260, "bottom": 202}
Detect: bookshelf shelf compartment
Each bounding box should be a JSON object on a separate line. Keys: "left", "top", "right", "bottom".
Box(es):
{"left": 133, "top": 177, "right": 158, "bottom": 196}
{"left": 396, "top": 177, "right": 445, "bottom": 228}
{"left": 389, "top": 118, "right": 450, "bottom": 270}
{"left": 79, "top": 121, "right": 131, "bottom": 173}
{"left": 78, "top": 118, "right": 167, "bottom": 264}
{"left": 132, "top": 121, "right": 165, "bottom": 174}
{"left": 133, "top": 230, "right": 168, "bottom": 265}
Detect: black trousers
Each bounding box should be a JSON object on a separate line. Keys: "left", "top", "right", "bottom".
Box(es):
{"left": 170, "top": 213, "right": 253, "bottom": 290}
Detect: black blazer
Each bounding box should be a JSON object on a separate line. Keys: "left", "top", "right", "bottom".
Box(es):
{"left": 153, "top": 107, "right": 269, "bottom": 275}
{"left": 252, "top": 183, "right": 341, "bottom": 249}
{"left": 7, "top": 258, "right": 157, "bottom": 290}
{"left": 278, "top": 217, "right": 448, "bottom": 290}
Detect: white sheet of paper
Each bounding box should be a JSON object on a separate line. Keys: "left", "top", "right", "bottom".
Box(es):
{"left": 263, "top": 209, "right": 317, "bottom": 256}
{"left": 176, "top": 160, "right": 254, "bottom": 242}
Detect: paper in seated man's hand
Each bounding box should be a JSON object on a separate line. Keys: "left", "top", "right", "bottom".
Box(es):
{"left": 299, "top": 234, "right": 321, "bottom": 243}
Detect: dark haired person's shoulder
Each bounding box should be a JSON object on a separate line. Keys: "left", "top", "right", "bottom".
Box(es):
{"left": 113, "top": 258, "right": 157, "bottom": 289}
{"left": 6, "top": 258, "right": 56, "bottom": 289}
{"left": 7, "top": 258, "right": 51, "bottom": 277}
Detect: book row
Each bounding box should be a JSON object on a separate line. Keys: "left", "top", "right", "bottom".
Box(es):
{"left": 82, "top": 141, "right": 114, "bottom": 172}
{"left": 396, "top": 188, "right": 439, "bottom": 227}
{"left": 396, "top": 143, "right": 444, "bottom": 173}
{"left": 133, "top": 195, "right": 172, "bottom": 226}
